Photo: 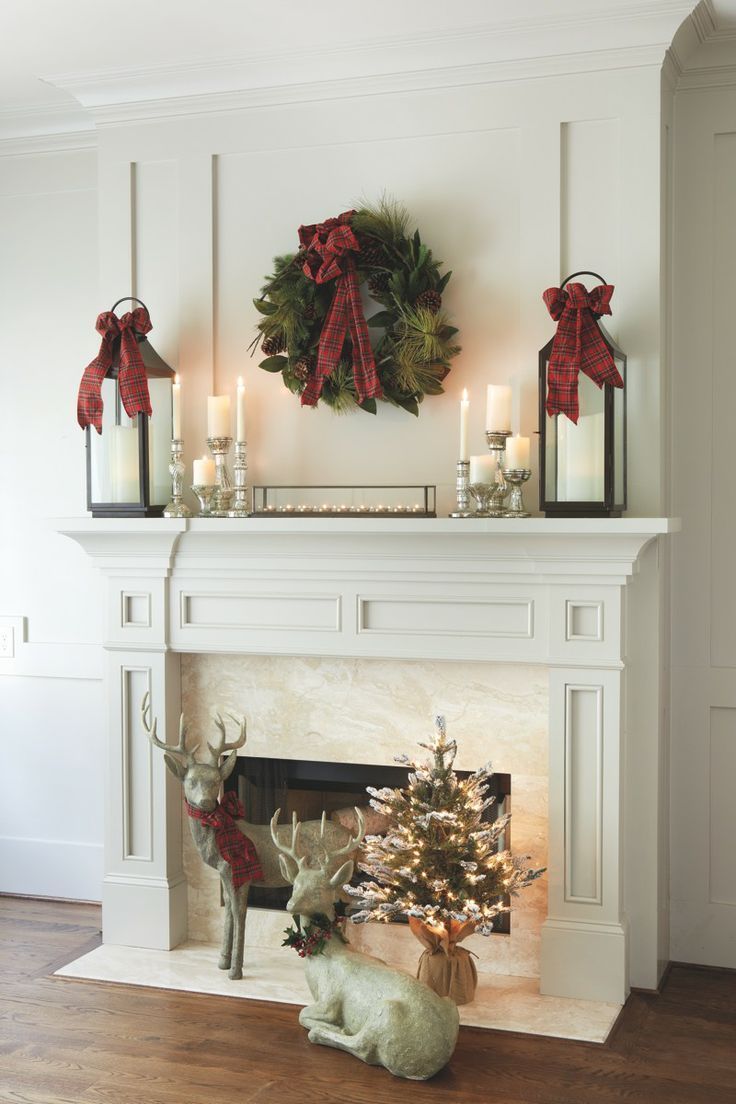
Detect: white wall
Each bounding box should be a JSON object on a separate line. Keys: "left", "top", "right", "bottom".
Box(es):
{"left": 670, "top": 69, "right": 736, "bottom": 968}
{"left": 0, "top": 145, "right": 104, "bottom": 900}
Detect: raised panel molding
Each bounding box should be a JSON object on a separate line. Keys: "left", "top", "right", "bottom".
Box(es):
{"left": 709, "top": 706, "right": 736, "bottom": 906}
{"left": 566, "top": 601, "right": 604, "bottom": 643}
{"left": 357, "top": 595, "right": 534, "bottom": 639}
{"left": 180, "top": 591, "right": 341, "bottom": 633}
{"left": 564, "top": 684, "right": 603, "bottom": 904}
{"left": 121, "top": 666, "right": 153, "bottom": 862}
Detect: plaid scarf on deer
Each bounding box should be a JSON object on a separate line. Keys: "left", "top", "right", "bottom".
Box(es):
{"left": 77, "top": 306, "right": 153, "bottom": 433}
{"left": 298, "top": 211, "right": 383, "bottom": 407}
{"left": 185, "top": 791, "right": 263, "bottom": 888}
{"left": 542, "top": 282, "right": 623, "bottom": 424}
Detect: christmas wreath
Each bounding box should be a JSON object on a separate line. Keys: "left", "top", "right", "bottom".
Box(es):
{"left": 252, "top": 199, "right": 460, "bottom": 416}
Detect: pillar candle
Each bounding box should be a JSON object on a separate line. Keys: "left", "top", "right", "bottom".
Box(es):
{"left": 236, "top": 377, "right": 245, "bottom": 442}
{"left": 505, "top": 434, "right": 530, "bottom": 470}
{"left": 469, "top": 454, "right": 497, "bottom": 484}
{"left": 486, "top": 384, "right": 512, "bottom": 431}
{"left": 207, "top": 395, "right": 231, "bottom": 438}
{"left": 193, "top": 455, "right": 216, "bottom": 485}
{"left": 172, "top": 375, "right": 181, "bottom": 439}
{"left": 459, "top": 388, "right": 470, "bottom": 461}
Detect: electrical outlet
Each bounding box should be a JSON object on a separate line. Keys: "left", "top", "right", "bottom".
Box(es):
{"left": 0, "top": 625, "right": 14, "bottom": 658}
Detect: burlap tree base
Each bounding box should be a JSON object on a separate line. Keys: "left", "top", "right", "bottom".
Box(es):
{"left": 409, "top": 917, "right": 478, "bottom": 1005}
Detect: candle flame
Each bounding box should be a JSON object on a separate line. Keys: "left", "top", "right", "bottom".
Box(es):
{"left": 462, "top": 388, "right": 468, "bottom": 401}
{"left": 237, "top": 376, "right": 244, "bottom": 387}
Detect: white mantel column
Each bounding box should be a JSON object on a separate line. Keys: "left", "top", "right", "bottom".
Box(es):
{"left": 76, "top": 521, "right": 189, "bottom": 949}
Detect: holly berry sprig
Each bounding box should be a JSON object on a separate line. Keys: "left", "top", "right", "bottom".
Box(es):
{"left": 282, "top": 912, "right": 346, "bottom": 958}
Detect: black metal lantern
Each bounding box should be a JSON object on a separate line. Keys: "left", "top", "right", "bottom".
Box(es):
{"left": 538, "top": 272, "right": 626, "bottom": 518}
{"left": 85, "top": 298, "right": 175, "bottom": 518}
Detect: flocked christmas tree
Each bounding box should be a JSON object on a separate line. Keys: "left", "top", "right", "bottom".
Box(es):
{"left": 345, "top": 716, "right": 544, "bottom": 938}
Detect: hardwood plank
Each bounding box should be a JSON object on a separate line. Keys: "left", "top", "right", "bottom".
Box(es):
{"left": 1, "top": 897, "right": 735, "bottom": 1104}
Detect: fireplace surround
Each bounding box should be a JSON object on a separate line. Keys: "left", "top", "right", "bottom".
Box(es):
{"left": 59, "top": 515, "right": 675, "bottom": 1005}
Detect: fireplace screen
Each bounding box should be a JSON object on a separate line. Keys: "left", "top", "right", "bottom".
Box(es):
{"left": 224, "top": 755, "right": 512, "bottom": 933}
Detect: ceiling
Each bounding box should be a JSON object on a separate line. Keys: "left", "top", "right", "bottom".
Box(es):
{"left": 1, "top": 0, "right": 734, "bottom": 139}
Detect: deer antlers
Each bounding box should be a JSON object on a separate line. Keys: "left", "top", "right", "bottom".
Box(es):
{"left": 142, "top": 691, "right": 198, "bottom": 763}
{"left": 270, "top": 807, "right": 366, "bottom": 872}
{"left": 206, "top": 711, "right": 247, "bottom": 766}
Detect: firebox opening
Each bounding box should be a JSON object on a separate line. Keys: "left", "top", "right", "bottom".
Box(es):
{"left": 225, "top": 756, "right": 512, "bottom": 934}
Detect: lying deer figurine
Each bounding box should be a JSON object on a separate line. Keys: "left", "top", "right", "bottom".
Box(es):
{"left": 270, "top": 808, "right": 460, "bottom": 1080}
{"left": 142, "top": 693, "right": 356, "bottom": 980}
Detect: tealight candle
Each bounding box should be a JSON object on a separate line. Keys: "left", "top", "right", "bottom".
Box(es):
{"left": 469, "top": 454, "right": 497, "bottom": 484}
{"left": 193, "top": 455, "right": 215, "bottom": 485}
{"left": 505, "top": 434, "right": 530, "bottom": 470}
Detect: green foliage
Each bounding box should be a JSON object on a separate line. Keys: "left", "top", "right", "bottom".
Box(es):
{"left": 253, "top": 199, "right": 461, "bottom": 416}
{"left": 344, "top": 718, "right": 545, "bottom": 934}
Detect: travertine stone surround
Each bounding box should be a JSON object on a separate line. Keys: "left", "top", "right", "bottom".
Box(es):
{"left": 181, "top": 654, "right": 548, "bottom": 978}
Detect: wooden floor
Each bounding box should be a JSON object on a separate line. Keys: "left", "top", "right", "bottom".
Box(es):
{"left": 1, "top": 897, "right": 735, "bottom": 1104}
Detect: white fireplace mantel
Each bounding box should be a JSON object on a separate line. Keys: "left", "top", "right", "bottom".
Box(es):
{"left": 59, "top": 516, "right": 676, "bottom": 1005}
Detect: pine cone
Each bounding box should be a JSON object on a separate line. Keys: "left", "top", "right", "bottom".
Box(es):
{"left": 368, "top": 271, "right": 391, "bottom": 297}
{"left": 292, "top": 356, "right": 314, "bottom": 383}
{"left": 261, "top": 333, "right": 286, "bottom": 356}
{"left": 415, "top": 289, "right": 442, "bottom": 314}
{"left": 360, "top": 241, "right": 386, "bottom": 267}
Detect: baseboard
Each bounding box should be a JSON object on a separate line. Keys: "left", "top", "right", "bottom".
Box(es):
{"left": 0, "top": 890, "right": 101, "bottom": 907}
{"left": 0, "top": 836, "right": 103, "bottom": 902}
{"left": 630, "top": 961, "right": 672, "bottom": 995}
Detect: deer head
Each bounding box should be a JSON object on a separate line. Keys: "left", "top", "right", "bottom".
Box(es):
{"left": 270, "top": 807, "right": 365, "bottom": 921}
{"left": 142, "top": 692, "right": 246, "bottom": 812}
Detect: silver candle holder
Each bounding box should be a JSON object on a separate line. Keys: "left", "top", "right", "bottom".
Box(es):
{"left": 449, "top": 460, "right": 472, "bottom": 517}
{"left": 502, "top": 469, "right": 532, "bottom": 518}
{"left": 468, "top": 481, "right": 501, "bottom": 517}
{"left": 206, "top": 436, "right": 233, "bottom": 517}
{"left": 228, "top": 440, "right": 250, "bottom": 518}
{"left": 191, "top": 484, "right": 216, "bottom": 517}
{"left": 482, "top": 429, "right": 511, "bottom": 517}
{"left": 163, "top": 439, "right": 192, "bottom": 518}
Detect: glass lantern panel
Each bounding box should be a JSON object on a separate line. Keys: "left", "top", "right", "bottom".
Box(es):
{"left": 549, "top": 371, "right": 605, "bottom": 502}
{"left": 89, "top": 378, "right": 141, "bottom": 503}
{"left": 147, "top": 377, "right": 173, "bottom": 506}
{"left": 613, "top": 365, "right": 625, "bottom": 506}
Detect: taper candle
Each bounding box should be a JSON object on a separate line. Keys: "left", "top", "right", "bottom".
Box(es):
{"left": 459, "top": 388, "right": 469, "bottom": 461}
{"left": 172, "top": 374, "right": 181, "bottom": 439}
{"left": 236, "top": 376, "right": 245, "bottom": 442}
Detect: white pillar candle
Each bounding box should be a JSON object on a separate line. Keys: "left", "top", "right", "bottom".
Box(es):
{"left": 558, "top": 413, "right": 604, "bottom": 501}
{"left": 193, "top": 455, "right": 216, "bottom": 485}
{"left": 459, "top": 388, "right": 470, "bottom": 461}
{"left": 111, "top": 425, "right": 139, "bottom": 502}
{"left": 172, "top": 374, "right": 181, "bottom": 439}
{"left": 469, "top": 454, "right": 497, "bottom": 484}
{"left": 505, "top": 434, "right": 530, "bottom": 470}
{"left": 486, "top": 384, "right": 512, "bottom": 431}
{"left": 236, "top": 376, "right": 245, "bottom": 442}
{"left": 207, "top": 395, "right": 231, "bottom": 438}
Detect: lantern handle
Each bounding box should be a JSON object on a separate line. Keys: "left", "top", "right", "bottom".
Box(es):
{"left": 110, "top": 296, "right": 149, "bottom": 315}
{"left": 560, "top": 271, "right": 607, "bottom": 289}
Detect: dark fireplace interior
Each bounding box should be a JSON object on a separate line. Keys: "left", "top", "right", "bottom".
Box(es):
{"left": 225, "top": 755, "right": 512, "bottom": 934}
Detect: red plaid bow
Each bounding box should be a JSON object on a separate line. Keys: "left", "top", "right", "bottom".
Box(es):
{"left": 77, "top": 307, "right": 153, "bottom": 433}
{"left": 542, "top": 283, "right": 623, "bottom": 423}
{"left": 297, "top": 211, "right": 383, "bottom": 407}
{"left": 185, "top": 791, "right": 263, "bottom": 889}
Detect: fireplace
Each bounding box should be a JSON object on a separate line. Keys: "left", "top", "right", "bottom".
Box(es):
{"left": 59, "top": 515, "right": 674, "bottom": 1003}
{"left": 224, "top": 751, "right": 512, "bottom": 932}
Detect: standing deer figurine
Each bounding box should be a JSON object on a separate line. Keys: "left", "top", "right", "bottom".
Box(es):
{"left": 270, "top": 808, "right": 460, "bottom": 1080}
{"left": 142, "top": 693, "right": 357, "bottom": 980}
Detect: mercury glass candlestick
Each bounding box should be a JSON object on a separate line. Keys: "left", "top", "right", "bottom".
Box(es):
{"left": 191, "top": 484, "right": 215, "bottom": 517}
{"left": 163, "top": 439, "right": 192, "bottom": 518}
{"left": 449, "top": 460, "right": 472, "bottom": 517}
{"left": 483, "top": 429, "right": 512, "bottom": 516}
{"left": 468, "top": 481, "right": 499, "bottom": 517}
{"left": 228, "top": 440, "right": 250, "bottom": 517}
{"left": 206, "top": 436, "right": 233, "bottom": 516}
{"left": 502, "top": 469, "right": 532, "bottom": 518}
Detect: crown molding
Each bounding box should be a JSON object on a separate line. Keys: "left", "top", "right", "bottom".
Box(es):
{"left": 42, "top": 3, "right": 691, "bottom": 127}
{"left": 0, "top": 98, "right": 95, "bottom": 155}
